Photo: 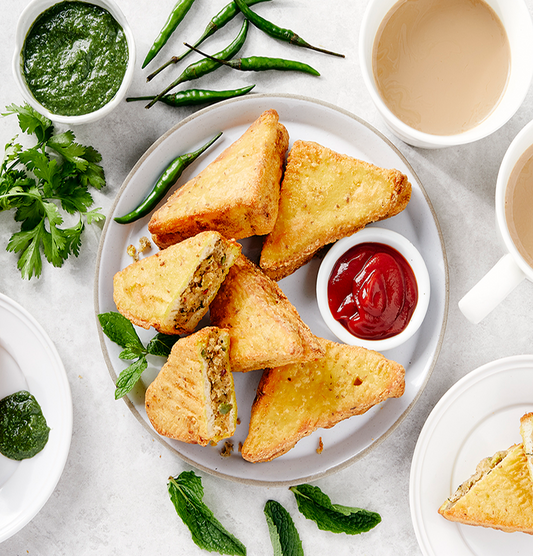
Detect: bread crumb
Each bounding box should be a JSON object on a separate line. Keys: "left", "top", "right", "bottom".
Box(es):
{"left": 317, "top": 437, "right": 324, "bottom": 454}
{"left": 220, "top": 441, "right": 234, "bottom": 457}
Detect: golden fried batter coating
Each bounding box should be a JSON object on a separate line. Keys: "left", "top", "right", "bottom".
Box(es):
{"left": 439, "top": 444, "right": 533, "bottom": 534}
{"left": 260, "top": 140, "right": 412, "bottom": 280}
{"left": 145, "top": 327, "right": 237, "bottom": 446}
{"left": 148, "top": 109, "right": 289, "bottom": 249}
{"left": 209, "top": 254, "right": 324, "bottom": 372}
{"left": 241, "top": 337, "right": 405, "bottom": 462}
{"left": 113, "top": 231, "right": 241, "bottom": 335}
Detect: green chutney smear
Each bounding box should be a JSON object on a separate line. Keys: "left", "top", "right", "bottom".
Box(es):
{"left": 22, "top": 1, "right": 129, "bottom": 116}
{"left": 0, "top": 390, "right": 50, "bottom": 461}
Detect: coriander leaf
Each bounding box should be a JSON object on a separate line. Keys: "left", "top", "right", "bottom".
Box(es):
{"left": 2, "top": 103, "right": 52, "bottom": 144}
{"left": 114, "top": 357, "right": 148, "bottom": 400}
{"left": 168, "top": 471, "right": 247, "bottom": 555}
{"left": 98, "top": 312, "right": 144, "bottom": 350}
{"left": 46, "top": 131, "right": 89, "bottom": 172}
{"left": 289, "top": 484, "right": 381, "bottom": 535}
{"left": 6, "top": 221, "right": 45, "bottom": 279}
{"left": 147, "top": 333, "right": 180, "bottom": 357}
{"left": 86, "top": 207, "right": 105, "bottom": 225}
{"left": 264, "top": 500, "right": 304, "bottom": 556}
{"left": 1, "top": 102, "right": 107, "bottom": 278}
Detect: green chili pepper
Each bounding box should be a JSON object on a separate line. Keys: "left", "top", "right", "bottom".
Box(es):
{"left": 185, "top": 44, "right": 320, "bottom": 77}
{"left": 234, "top": 0, "right": 344, "bottom": 58}
{"left": 147, "top": 0, "right": 271, "bottom": 82}
{"left": 114, "top": 132, "right": 222, "bottom": 224}
{"left": 146, "top": 19, "right": 249, "bottom": 109}
{"left": 143, "top": 0, "right": 197, "bottom": 69}
{"left": 126, "top": 85, "right": 255, "bottom": 107}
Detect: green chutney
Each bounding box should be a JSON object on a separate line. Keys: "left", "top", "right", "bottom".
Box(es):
{"left": 0, "top": 390, "right": 50, "bottom": 461}
{"left": 22, "top": 1, "right": 129, "bottom": 116}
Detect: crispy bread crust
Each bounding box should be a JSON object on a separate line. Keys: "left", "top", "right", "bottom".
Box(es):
{"left": 209, "top": 254, "right": 324, "bottom": 372}
{"left": 148, "top": 109, "right": 289, "bottom": 249}
{"left": 438, "top": 444, "right": 533, "bottom": 534}
{"left": 145, "top": 327, "right": 236, "bottom": 446}
{"left": 113, "top": 231, "right": 241, "bottom": 334}
{"left": 520, "top": 412, "right": 533, "bottom": 483}
{"left": 260, "top": 140, "right": 412, "bottom": 281}
{"left": 241, "top": 337, "right": 405, "bottom": 462}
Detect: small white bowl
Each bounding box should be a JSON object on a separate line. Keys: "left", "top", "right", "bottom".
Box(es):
{"left": 12, "top": 0, "right": 136, "bottom": 125}
{"left": 359, "top": 0, "right": 533, "bottom": 149}
{"left": 316, "top": 227, "right": 430, "bottom": 351}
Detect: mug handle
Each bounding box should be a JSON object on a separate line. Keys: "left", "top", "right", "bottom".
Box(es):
{"left": 458, "top": 253, "right": 526, "bottom": 324}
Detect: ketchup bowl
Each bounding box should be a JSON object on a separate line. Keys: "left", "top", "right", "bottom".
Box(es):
{"left": 316, "top": 227, "right": 430, "bottom": 351}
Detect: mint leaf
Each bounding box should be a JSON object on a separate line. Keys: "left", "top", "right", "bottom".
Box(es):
{"left": 264, "top": 500, "right": 304, "bottom": 556}
{"left": 168, "top": 471, "right": 246, "bottom": 555}
{"left": 147, "top": 333, "right": 180, "bottom": 357}
{"left": 98, "top": 312, "right": 144, "bottom": 350}
{"left": 289, "top": 484, "right": 381, "bottom": 535}
{"left": 114, "top": 357, "right": 148, "bottom": 400}
{"left": 98, "top": 311, "right": 180, "bottom": 399}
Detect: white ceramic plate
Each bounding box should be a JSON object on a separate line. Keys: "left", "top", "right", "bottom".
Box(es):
{"left": 410, "top": 355, "right": 533, "bottom": 555}
{"left": 94, "top": 93, "right": 448, "bottom": 486}
{"left": 0, "top": 293, "right": 72, "bottom": 543}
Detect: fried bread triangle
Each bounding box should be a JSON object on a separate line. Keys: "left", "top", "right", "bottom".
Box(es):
{"left": 241, "top": 337, "right": 405, "bottom": 462}
{"left": 113, "top": 230, "right": 241, "bottom": 335}
{"left": 260, "top": 140, "right": 412, "bottom": 280}
{"left": 438, "top": 443, "right": 533, "bottom": 534}
{"left": 145, "top": 326, "right": 237, "bottom": 446}
{"left": 209, "top": 253, "right": 324, "bottom": 372}
{"left": 148, "top": 109, "right": 289, "bottom": 249}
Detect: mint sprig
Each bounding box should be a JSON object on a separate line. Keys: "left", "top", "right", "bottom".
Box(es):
{"left": 168, "top": 471, "right": 247, "bottom": 555}
{"left": 289, "top": 484, "right": 381, "bottom": 535}
{"left": 97, "top": 311, "right": 179, "bottom": 399}
{"left": 264, "top": 500, "right": 304, "bottom": 556}
{"left": 0, "top": 103, "right": 106, "bottom": 279}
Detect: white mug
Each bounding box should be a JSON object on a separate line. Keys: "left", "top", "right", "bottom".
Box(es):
{"left": 459, "top": 119, "right": 533, "bottom": 323}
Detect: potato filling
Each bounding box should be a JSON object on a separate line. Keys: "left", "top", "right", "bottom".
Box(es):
{"left": 174, "top": 240, "right": 227, "bottom": 329}
{"left": 204, "top": 332, "right": 233, "bottom": 436}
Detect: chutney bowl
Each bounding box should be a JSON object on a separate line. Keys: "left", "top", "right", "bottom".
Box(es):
{"left": 316, "top": 227, "right": 431, "bottom": 351}
{"left": 12, "top": 0, "right": 136, "bottom": 125}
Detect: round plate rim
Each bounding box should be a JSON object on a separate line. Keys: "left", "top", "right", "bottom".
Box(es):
{"left": 0, "top": 292, "right": 73, "bottom": 543}
{"left": 409, "top": 353, "right": 533, "bottom": 556}
{"left": 93, "top": 92, "right": 449, "bottom": 486}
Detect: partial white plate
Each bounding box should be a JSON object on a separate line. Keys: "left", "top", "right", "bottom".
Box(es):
{"left": 410, "top": 355, "right": 533, "bottom": 555}
{"left": 0, "top": 293, "right": 72, "bottom": 543}
{"left": 94, "top": 93, "right": 448, "bottom": 486}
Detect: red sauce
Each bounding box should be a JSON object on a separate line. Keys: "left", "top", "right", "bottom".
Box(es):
{"left": 327, "top": 242, "right": 418, "bottom": 340}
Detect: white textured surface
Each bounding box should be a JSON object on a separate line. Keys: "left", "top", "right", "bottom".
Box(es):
{"left": 1, "top": 1, "right": 533, "bottom": 554}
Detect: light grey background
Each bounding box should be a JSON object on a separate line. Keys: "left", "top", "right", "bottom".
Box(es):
{"left": 1, "top": 1, "right": 533, "bottom": 554}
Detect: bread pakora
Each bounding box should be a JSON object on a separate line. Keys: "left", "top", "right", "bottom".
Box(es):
{"left": 148, "top": 109, "right": 289, "bottom": 249}
{"left": 520, "top": 412, "right": 533, "bottom": 482}
{"left": 145, "top": 327, "right": 237, "bottom": 446}
{"left": 209, "top": 254, "right": 324, "bottom": 372}
{"left": 438, "top": 444, "right": 533, "bottom": 534}
{"left": 113, "top": 230, "right": 241, "bottom": 335}
{"left": 241, "top": 337, "right": 405, "bottom": 462}
{"left": 260, "top": 140, "right": 412, "bottom": 280}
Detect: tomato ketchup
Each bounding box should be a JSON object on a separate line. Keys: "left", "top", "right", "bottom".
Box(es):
{"left": 327, "top": 242, "right": 418, "bottom": 340}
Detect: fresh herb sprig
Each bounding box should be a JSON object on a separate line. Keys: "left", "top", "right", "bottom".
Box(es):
{"left": 264, "top": 500, "right": 304, "bottom": 556}
{"left": 0, "top": 103, "right": 106, "bottom": 279}
{"left": 168, "top": 471, "right": 247, "bottom": 556}
{"left": 290, "top": 484, "right": 381, "bottom": 535}
{"left": 98, "top": 311, "right": 179, "bottom": 399}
